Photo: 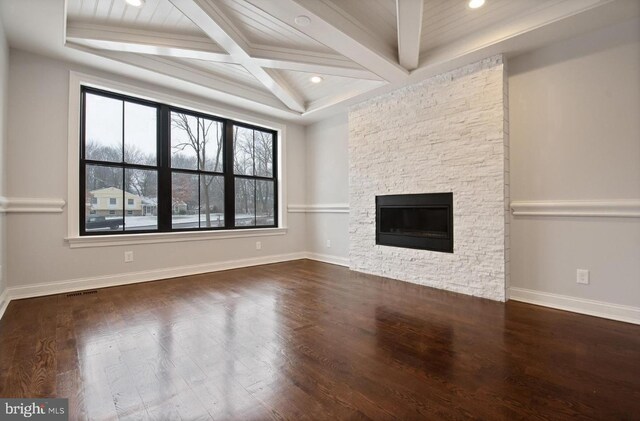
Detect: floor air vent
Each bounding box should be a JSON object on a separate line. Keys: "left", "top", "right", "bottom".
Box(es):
{"left": 66, "top": 290, "right": 98, "bottom": 297}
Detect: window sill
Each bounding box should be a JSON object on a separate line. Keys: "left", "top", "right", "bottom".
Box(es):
{"left": 66, "top": 227, "right": 288, "bottom": 249}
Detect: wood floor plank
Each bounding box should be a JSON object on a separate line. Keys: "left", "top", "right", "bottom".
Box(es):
{"left": 0, "top": 260, "right": 639, "bottom": 420}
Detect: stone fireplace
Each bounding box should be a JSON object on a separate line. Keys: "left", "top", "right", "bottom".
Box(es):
{"left": 348, "top": 55, "right": 509, "bottom": 301}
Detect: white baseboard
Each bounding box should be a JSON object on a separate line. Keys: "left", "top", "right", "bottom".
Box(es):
{"left": 7, "top": 257, "right": 635, "bottom": 326}
{"left": 0, "top": 252, "right": 352, "bottom": 319}
{"left": 6, "top": 252, "right": 306, "bottom": 302}
{"left": 304, "top": 252, "right": 350, "bottom": 267}
{"left": 0, "top": 288, "right": 9, "bottom": 320}
{"left": 509, "top": 287, "right": 640, "bottom": 325}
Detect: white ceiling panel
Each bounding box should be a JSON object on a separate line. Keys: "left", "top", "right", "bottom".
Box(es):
{"left": 213, "top": 0, "right": 334, "bottom": 53}
{"left": 322, "top": 0, "right": 398, "bottom": 54}
{"left": 67, "top": 0, "right": 204, "bottom": 35}
{"left": 274, "top": 69, "right": 384, "bottom": 105}
{"left": 421, "top": 0, "right": 561, "bottom": 52}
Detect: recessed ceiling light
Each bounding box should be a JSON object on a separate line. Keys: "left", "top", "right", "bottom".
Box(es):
{"left": 125, "top": 0, "right": 145, "bottom": 7}
{"left": 310, "top": 76, "right": 323, "bottom": 84}
{"left": 294, "top": 15, "right": 311, "bottom": 26}
{"left": 468, "top": 0, "right": 485, "bottom": 9}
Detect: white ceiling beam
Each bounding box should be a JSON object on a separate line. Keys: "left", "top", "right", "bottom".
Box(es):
{"left": 246, "top": 0, "right": 408, "bottom": 83}
{"left": 250, "top": 45, "right": 382, "bottom": 80}
{"left": 67, "top": 42, "right": 298, "bottom": 115}
{"left": 169, "top": 0, "right": 306, "bottom": 113}
{"left": 67, "top": 23, "right": 380, "bottom": 80}
{"left": 67, "top": 23, "right": 233, "bottom": 62}
{"left": 67, "top": 22, "right": 226, "bottom": 55}
{"left": 396, "top": 0, "right": 423, "bottom": 70}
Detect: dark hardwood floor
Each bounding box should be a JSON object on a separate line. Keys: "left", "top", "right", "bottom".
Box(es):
{"left": 0, "top": 260, "right": 638, "bottom": 420}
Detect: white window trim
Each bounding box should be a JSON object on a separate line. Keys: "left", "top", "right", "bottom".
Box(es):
{"left": 66, "top": 71, "right": 288, "bottom": 247}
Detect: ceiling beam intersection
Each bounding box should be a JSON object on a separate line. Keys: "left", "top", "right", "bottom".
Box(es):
{"left": 170, "top": 0, "right": 306, "bottom": 113}
{"left": 246, "top": 0, "right": 408, "bottom": 83}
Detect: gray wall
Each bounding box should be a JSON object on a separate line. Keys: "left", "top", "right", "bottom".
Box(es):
{"left": 508, "top": 19, "right": 640, "bottom": 308}
{"left": 0, "top": 17, "right": 9, "bottom": 308}
{"left": 4, "top": 50, "right": 307, "bottom": 292}
{"left": 304, "top": 113, "right": 349, "bottom": 261}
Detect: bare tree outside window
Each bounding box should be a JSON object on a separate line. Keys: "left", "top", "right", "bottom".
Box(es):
{"left": 233, "top": 126, "right": 274, "bottom": 226}
{"left": 171, "top": 112, "right": 224, "bottom": 228}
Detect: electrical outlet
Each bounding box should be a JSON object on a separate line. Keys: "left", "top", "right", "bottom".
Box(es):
{"left": 124, "top": 251, "right": 134, "bottom": 263}
{"left": 576, "top": 269, "right": 589, "bottom": 285}
{"left": 256, "top": 241, "right": 262, "bottom": 250}
{"left": 326, "top": 239, "right": 331, "bottom": 248}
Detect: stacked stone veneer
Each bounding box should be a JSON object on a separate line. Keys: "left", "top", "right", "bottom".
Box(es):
{"left": 348, "top": 55, "right": 509, "bottom": 301}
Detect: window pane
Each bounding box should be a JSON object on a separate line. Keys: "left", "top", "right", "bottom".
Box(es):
{"left": 256, "top": 180, "right": 275, "bottom": 226}
{"left": 201, "top": 118, "right": 224, "bottom": 172}
{"left": 85, "top": 93, "right": 123, "bottom": 162}
{"left": 254, "top": 131, "right": 273, "bottom": 177}
{"left": 125, "top": 102, "right": 157, "bottom": 165}
{"left": 125, "top": 168, "right": 157, "bottom": 231}
{"left": 172, "top": 172, "right": 199, "bottom": 229}
{"left": 233, "top": 126, "right": 254, "bottom": 176}
{"left": 200, "top": 175, "right": 224, "bottom": 228}
{"left": 85, "top": 164, "right": 123, "bottom": 232}
{"left": 235, "top": 178, "right": 255, "bottom": 226}
{"left": 171, "top": 112, "right": 199, "bottom": 170}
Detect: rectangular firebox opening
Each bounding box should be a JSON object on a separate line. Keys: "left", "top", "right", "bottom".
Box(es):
{"left": 376, "top": 193, "right": 453, "bottom": 253}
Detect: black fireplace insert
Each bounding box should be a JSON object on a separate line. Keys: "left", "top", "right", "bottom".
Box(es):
{"left": 376, "top": 193, "right": 453, "bottom": 253}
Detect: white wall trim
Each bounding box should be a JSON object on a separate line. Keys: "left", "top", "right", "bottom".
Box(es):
{"left": 0, "top": 288, "right": 9, "bottom": 321}
{"left": 288, "top": 204, "right": 349, "bottom": 213}
{"left": 0, "top": 197, "right": 66, "bottom": 213}
{"left": 5, "top": 254, "right": 637, "bottom": 328}
{"left": 511, "top": 200, "right": 640, "bottom": 218}
{"left": 510, "top": 287, "right": 640, "bottom": 325}
{"left": 0, "top": 253, "right": 351, "bottom": 320}
{"left": 304, "top": 252, "right": 350, "bottom": 267}
{"left": 7, "top": 252, "right": 306, "bottom": 302}
{"left": 66, "top": 227, "right": 288, "bottom": 248}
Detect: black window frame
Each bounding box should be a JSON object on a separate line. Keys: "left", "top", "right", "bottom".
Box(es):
{"left": 80, "top": 86, "right": 278, "bottom": 236}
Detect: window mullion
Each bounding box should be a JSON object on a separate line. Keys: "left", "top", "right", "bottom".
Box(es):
{"left": 224, "top": 121, "right": 235, "bottom": 229}
{"left": 158, "top": 105, "right": 172, "bottom": 232}
{"left": 121, "top": 100, "right": 126, "bottom": 232}
{"left": 197, "top": 119, "right": 201, "bottom": 229}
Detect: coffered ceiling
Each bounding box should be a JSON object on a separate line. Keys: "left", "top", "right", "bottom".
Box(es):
{"left": 1, "top": 0, "right": 638, "bottom": 122}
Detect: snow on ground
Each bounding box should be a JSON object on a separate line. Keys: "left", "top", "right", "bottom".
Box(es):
{"left": 87, "top": 213, "right": 273, "bottom": 232}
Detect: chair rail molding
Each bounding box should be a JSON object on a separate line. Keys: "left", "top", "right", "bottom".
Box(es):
{"left": 0, "top": 197, "right": 66, "bottom": 213}
{"left": 288, "top": 204, "right": 349, "bottom": 213}
{"left": 511, "top": 199, "right": 640, "bottom": 218}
